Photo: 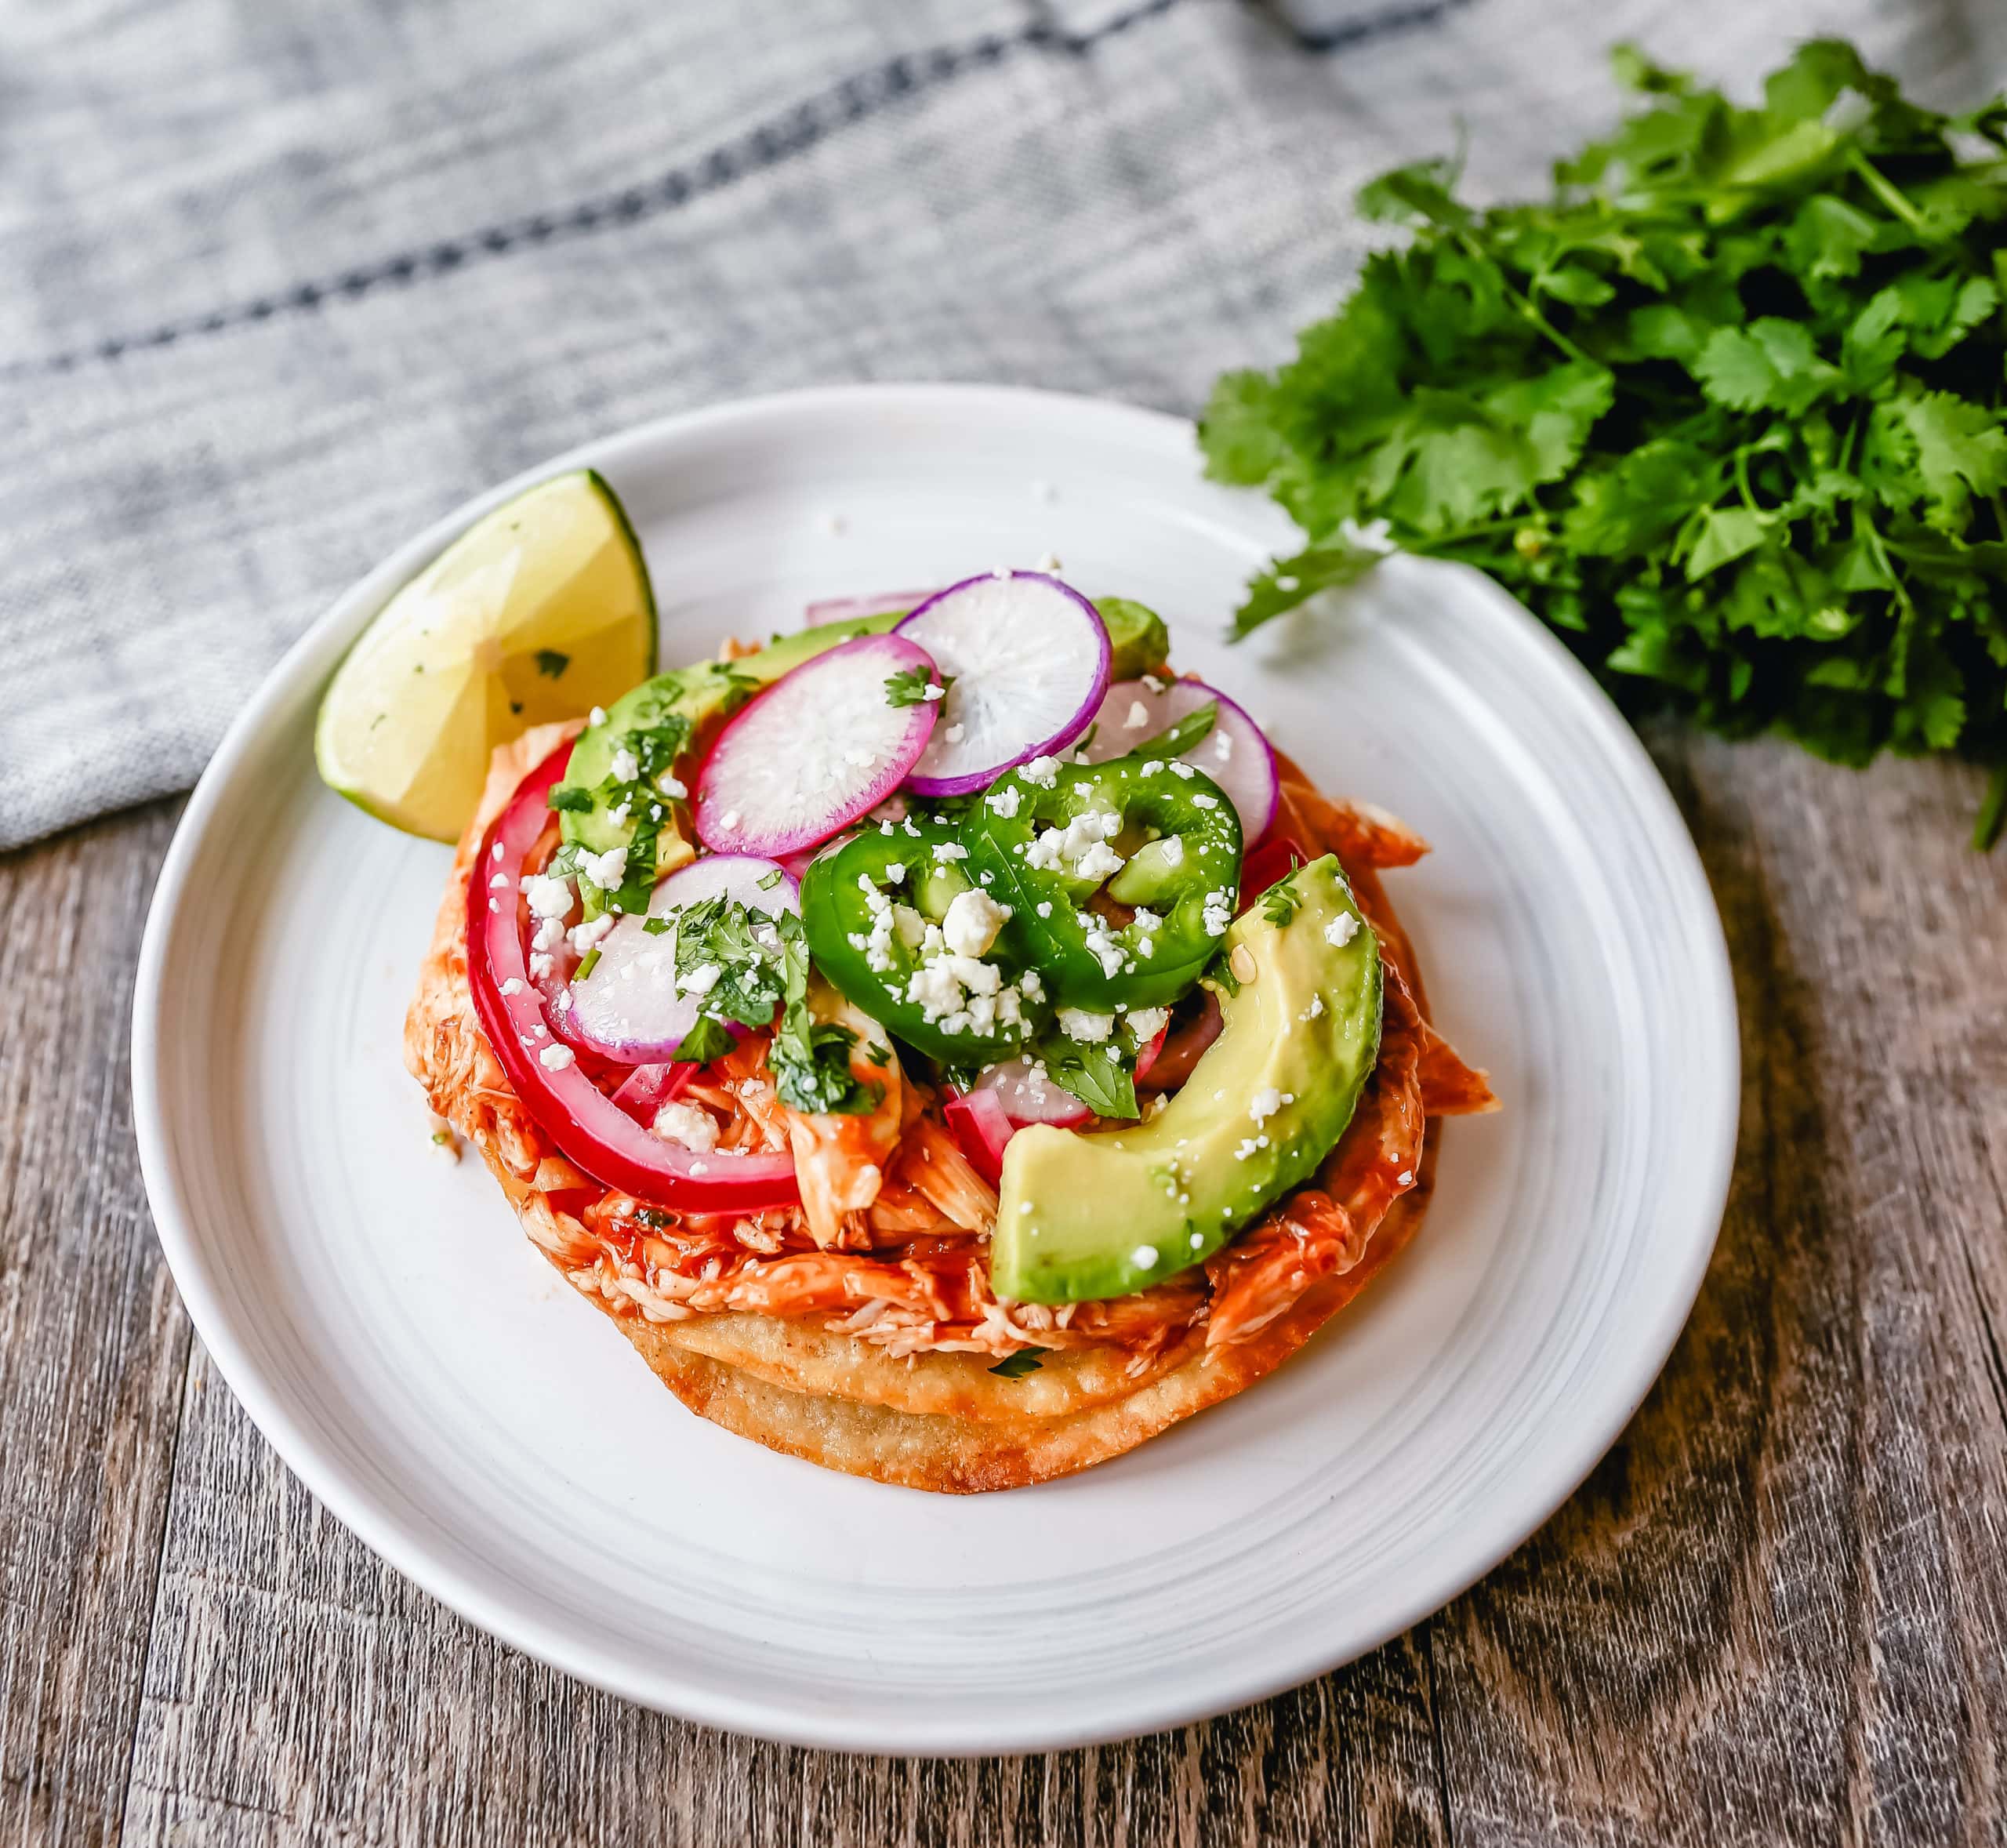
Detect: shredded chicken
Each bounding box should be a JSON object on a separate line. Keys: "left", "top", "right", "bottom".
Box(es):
{"left": 509, "top": 765, "right": 1493, "bottom": 1365}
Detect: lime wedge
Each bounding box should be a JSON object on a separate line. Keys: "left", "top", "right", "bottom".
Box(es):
{"left": 314, "top": 470, "right": 656, "bottom": 840}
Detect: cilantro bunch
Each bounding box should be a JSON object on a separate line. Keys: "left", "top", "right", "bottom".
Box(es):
{"left": 1202, "top": 42, "right": 2007, "bottom": 841}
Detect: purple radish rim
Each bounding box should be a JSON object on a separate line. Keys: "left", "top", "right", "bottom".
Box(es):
{"left": 1085, "top": 674, "right": 1280, "bottom": 844}
{"left": 692, "top": 633, "right": 940, "bottom": 856}
{"left": 561, "top": 853, "right": 798, "bottom": 1064}
{"left": 895, "top": 571, "right": 1112, "bottom": 797}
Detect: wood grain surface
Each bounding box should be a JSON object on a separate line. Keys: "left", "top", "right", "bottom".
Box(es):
{"left": 2, "top": 728, "right": 2004, "bottom": 1846}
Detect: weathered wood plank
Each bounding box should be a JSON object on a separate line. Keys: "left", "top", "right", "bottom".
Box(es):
{"left": 1427, "top": 732, "right": 2007, "bottom": 1846}
{"left": 12, "top": 738, "right": 2007, "bottom": 1845}
{"left": 0, "top": 802, "right": 190, "bottom": 1848}
{"left": 122, "top": 1336, "right": 1448, "bottom": 1846}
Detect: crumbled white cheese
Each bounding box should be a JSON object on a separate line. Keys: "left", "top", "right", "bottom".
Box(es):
{"left": 1168, "top": 760, "right": 1197, "bottom": 779}
{"left": 538, "top": 1044, "right": 576, "bottom": 1071}
{"left": 844, "top": 746, "right": 873, "bottom": 768}
{"left": 499, "top": 977, "right": 524, "bottom": 997}
{"left": 921, "top": 682, "right": 945, "bottom": 702}
{"left": 575, "top": 844, "right": 628, "bottom": 891}
{"left": 657, "top": 773, "right": 688, "bottom": 800}
{"left": 1201, "top": 891, "right": 1232, "bottom": 937}
{"left": 651, "top": 1100, "right": 720, "bottom": 1151}
{"left": 523, "top": 873, "right": 573, "bottom": 920}
{"left": 609, "top": 746, "right": 640, "bottom": 784}
{"left": 1233, "top": 1137, "right": 1261, "bottom": 1161}
{"left": 1130, "top": 908, "right": 1163, "bottom": 937}
{"left": 529, "top": 952, "right": 555, "bottom": 981}
{"left": 1081, "top": 923, "right": 1126, "bottom": 978}
{"left": 1301, "top": 993, "right": 1325, "bottom": 1021}
{"left": 931, "top": 841, "right": 968, "bottom": 862}
{"left": 1036, "top": 551, "right": 1062, "bottom": 572}
{"left": 1190, "top": 793, "right": 1220, "bottom": 811}
{"left": 942, "top": 888, "right": 1010, "bottom": 958}
{"left": 718, "top": 809, "right": 741, "bottom": 831}
{"left": 1035, "top": 901, "right": 1052, "bottom": 919}
{"left": 1141, "top": 674, "right": 1167, "bottom": 693}
{"left": 1123, "top": 701, "right": 1151, "bottom": 731}
{"left": 985, "top": 784, "right": 1022, "bottom": 819}
{"left": 531, "top": 915, "right": 568, "bottom": 954}
{"left": 1213, "top": 732, "right": 1234, "bottom": 763}
{"left": 1058, "top": 1008, "right": 1115, "bottom": 1043}
{"left": 1127, "top": 1006, "right": 1169, "bottom": 1043}
{"left": 1018, "top": 968, "right": 1045, "bottom": 1002}
{"left": 884, "top": 862, "right": 906, "bottom": 883}
{"left": 1248, "top": 1087, "right": 1294, "bottom": 1125}
{"left": 588, "top": 706, "right": 608, "bottom": 728}
{"left": 1018, "top": 755, "right": 1061, "bottom": 789}
{"left": 1131, "top": 1244, "right": 1159, "bottom": 1269}
{"left": 1324, "top": 913, "right": 1359, "bottom": 947}
{"left": 945, "top": 724, "right": 965, "bottom": 745}
{"left": 568, "top": 914, "right": 615, "bottom": 956}
{"left": 678, "top": 962, "right": 721, "bottom": 997}
{"left": 1075, "top": 840, "right": 1125, "bottom": 880}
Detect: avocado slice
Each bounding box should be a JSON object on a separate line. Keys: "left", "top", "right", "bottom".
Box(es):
{"left": 1095, "top": 597, "right": 1170, "bottom": 680}
{"left": 990, "top": 855, "right": 1382, "bottom": 1304}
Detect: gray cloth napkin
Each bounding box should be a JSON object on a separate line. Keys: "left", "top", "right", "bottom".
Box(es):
{"left": 3, "top": 0, "right": 2002, "bottom": 848}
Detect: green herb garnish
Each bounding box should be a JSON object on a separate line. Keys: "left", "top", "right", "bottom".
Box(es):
{"left": 534, "top": 649, "right": 570, "bottom": 678}
{"left": 989, "top": 1351, "right": 1044, "bottom": 1379}
{"left": 1201, "top": 40, "right": 2007, "bottom": 838}
{"left": 1261, "top": 874, "right": 1304, "bottom": 928}
{"left": 1125, "top": 701, "right": 1218, "bottom": 764}
{"left": 885, "top": 664, "right": 949, "bottom": 708}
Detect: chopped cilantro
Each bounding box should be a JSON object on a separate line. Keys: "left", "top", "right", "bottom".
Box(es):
{"left": 1261, "top": 876, "right": 1304, "bottom": 928}
{"left": 546, "top": 786, "right": 594, "bottom": 813}
{"left": 573, "top": 946, "right": 602, "bottom": 981}
{"left": 641, "top": 915, "right": 672, "bottom": 936}
{"left": 757, "top": 867, "right": 785, "bottom": 891}
{"left": 1201, "top": 40, "right": 2007, "bottom": 839}
{"left": 989, "top": 1351, "right": 1043, "bottom": 1379}
{"left": 1039, "top": 1035, "right": 1140, "bottom": 1120}
{"left": 884, "top": 664, "right": 950, "bottom": 707}
{"left": 534, "top": 649, "right": 571, "bottom": 679}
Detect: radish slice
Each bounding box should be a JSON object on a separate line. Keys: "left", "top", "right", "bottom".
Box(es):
{"left": 967, "top": 1018, "right": 1166, "bottom": 1131}
{"left": 1080, "top": 676, "right": 1279, "bottom": 843}
{"left": 896, "top": 572, "right": 1110, "bottom": 796}
{"left": 610, "top": 1061, "right": 696, "bottom": 1126}
{"left": 693, "top": 634, "right": 940, "bottom": 856}
{"left": 562, "top": 854, "right": 798, "bottom": 1064}
{"left": 803, "top": 590, "right": 933, "bottom": 627}
{"left": 945, "top": 1086, "right": 1016, "bottom": 1186}
{"left": 466, "top": 743, "right": 800, "bottom": 1212}
{"left": 969, "top": 1057, "right": 1091, "bottom": 1129}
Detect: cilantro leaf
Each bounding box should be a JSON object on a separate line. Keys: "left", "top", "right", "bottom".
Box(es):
{"left": 534, "top": 649, "right": 570, "bottom": 678}
{"left": 884, "top": 664, "right": 947, "bottom": 708}
{"left": 1205, "top": 38, "right": 2007, "bottom": 842}
{"left": 1039, "top": 1037, "right": 1140, "bottom": 1120}
{"left": 989, "top": 1351, "right": 1043, "bottom": 1379}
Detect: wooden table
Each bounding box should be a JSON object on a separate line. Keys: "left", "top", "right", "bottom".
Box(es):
{"left": 4, "top": 725, "right": 2003, "bottom": 1846}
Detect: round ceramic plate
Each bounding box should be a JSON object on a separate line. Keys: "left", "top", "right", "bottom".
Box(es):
{"left": 133, "top": 384, "right": 1736, "bottom": 1754}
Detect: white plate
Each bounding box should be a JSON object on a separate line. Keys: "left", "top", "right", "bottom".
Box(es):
{"left": 133, "top": 384, "right": 1736, "bottom": 1754}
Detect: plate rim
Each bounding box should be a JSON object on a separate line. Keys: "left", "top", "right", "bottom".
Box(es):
{"left": 131, "top": 381, "right": 1739, "bottom": 1753}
